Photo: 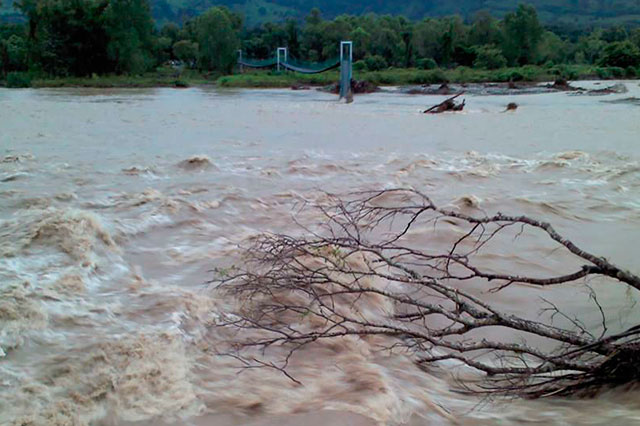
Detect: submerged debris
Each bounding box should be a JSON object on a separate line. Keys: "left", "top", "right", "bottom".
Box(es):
{"left": 402, "top": 82, "right": 559, "bottom": 96}
{"left": 434, "top": 83, "right": 453, "bottom": 95}
{"left": 602, "top": 97, "right": 640, "bottom": 106}
{"left": 547, "top": 78, "right": 583, "bottom": 91}
{"left": 176, "top": 155, "right": 216, "bottom": 171}
{"left": 290, "top": 83, "right": 311, "bottom": 91}
{"left": 586, "top": 83, "right": 628, "bottom": 95}
{"left": 406, "top": 83, "right": 458, "bottom": 95}
{"left": 423, "top": 93, "right": 466, "bottom": 114}
{"left": 324, "top": 80, "right": 379, "bottom": 95}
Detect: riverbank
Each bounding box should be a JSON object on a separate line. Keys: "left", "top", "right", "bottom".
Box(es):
{"left": 218, "top": 64, "right": 637, "bottom": 88}
{"left": 1, "top": 64, "right": 637, "bottom": 89}
{"left": 0, "top": 67, "right": 217, "bottom": 89}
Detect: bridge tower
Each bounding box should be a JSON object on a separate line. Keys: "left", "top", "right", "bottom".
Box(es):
{"left": 339, "top": 41, "right": 353, "bottom": 100}
{"left": 277, "top": 47, "right": 288, "bottom": 72}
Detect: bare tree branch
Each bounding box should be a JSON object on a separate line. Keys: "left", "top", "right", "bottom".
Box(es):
{"left": 211, "top": 188, "right": 640, "bottom": 397}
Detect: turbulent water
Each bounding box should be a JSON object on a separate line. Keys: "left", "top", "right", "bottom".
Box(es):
{"left": 1, "top": 83, "right": 640, "bottom": 425}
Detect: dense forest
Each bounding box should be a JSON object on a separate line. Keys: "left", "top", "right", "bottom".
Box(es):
{"left": 3, "top": 0, "right": 640, "bottom": 26}
{"left": 1, "top": 1, "right": 640, "bottom": 87}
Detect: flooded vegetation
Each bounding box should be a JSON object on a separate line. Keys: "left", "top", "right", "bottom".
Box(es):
{"left": 2, "top": 83, "right": 640, "bottom": 425}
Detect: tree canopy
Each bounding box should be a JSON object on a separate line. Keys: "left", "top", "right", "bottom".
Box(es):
{"left": 1, "top": 2, "right": 640, "bottom": 80}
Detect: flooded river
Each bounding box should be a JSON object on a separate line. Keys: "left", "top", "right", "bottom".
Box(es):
{"left": 1, "top": 83, "right": 640, "bottom": 425}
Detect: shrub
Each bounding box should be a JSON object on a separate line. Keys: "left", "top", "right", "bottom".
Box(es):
{"left": 497, "top": 69, "right": 525, "bottom": 82}
{"left": 608, "top": 66, "right": 625, "bottom": 78}
{"left": 473, "top": 46, "right": 507, "bottom": 70}
{"left": 599, "top": 41, "right": 640, "bottom": 68}
{"left": 595, "top": 67, "right": 611, "bottom": 79}
{"left": 364, "top": 55, "right": 388, "bottom": 71}
{"left": 551, "top": 65, "right": 578, "bottom": 80}
{"left": 353, "top": 60, "right": 366, "bottom": 71}
{"left": 6, "top": 72, "right": 31, "bottom": 88}
{"left": 416, "top": 58, "right": 437, "bottom": 70}
{"left": 625, "top": 66, "right": 637, "bottom": 78}
{"left": 408, "top": 69, "right": 448, "bottom": 85}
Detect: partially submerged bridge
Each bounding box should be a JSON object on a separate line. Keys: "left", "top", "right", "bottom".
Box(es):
{"left": 238, "top": 41, "right": 353, "bottom": 100}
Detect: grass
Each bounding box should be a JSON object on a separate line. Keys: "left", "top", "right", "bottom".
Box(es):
{"left": 216, "top": 64, "right": 609, "bottom": 89}
{"left": 1, "top": 67, "right": 216, "bottom": 89}
{"left": 2, "top": 64, "right": 635, "bottom": 89}
{"left": 217, "top": 70, "right": 339, "bottom": 88}
{"left": 355, "top": 64, "right": 601, "bottom": 85}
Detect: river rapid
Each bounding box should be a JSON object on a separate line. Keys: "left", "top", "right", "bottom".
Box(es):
{"left": 1, "top": 83, "right": 640, "bottom": 425}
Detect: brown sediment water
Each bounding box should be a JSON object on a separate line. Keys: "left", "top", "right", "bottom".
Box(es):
{"left": 1, "top": 82, "right": 640, "bottom": 425}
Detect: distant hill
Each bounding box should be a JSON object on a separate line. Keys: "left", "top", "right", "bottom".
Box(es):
{"left": 4, "top": 0, "right": 640, "bottom": 27}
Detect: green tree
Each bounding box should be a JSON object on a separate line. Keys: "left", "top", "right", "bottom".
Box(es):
{"left": 1, "top": 24, "right": 27, "bottom": 75}
{"left": 473, "top": 45, "right": 507, "bottom": 69}
{"left": 349, "top": 26, "right": 371, "bottom": 61}
{"left": 363, "top": 54, "right": 387, "bottom": 71}
{"left": 413, "top": 18, "right": 446, "bottom": 65}
{"left": 439, "top": 16, "right": 468, "bottom": 66}
{"left": 599, "top": 40, "right": 640, "bottom": 68}
{"left": 320, "top": 15, "right": 352, "bottom": 59}
{"left": 305, "top": 8, "right": 322, "bottom": 26}
{"left": 195, "top": 7, "right": 240, "bottom": 73}
{"left": 16, "top": 0, "right": 111, "bottom": 76}
{"left": 155, "top": 36, "right": 173, "bottom": 63}
{"left": 629, "top": 28, "right": 640, "bottom": 50}
{"left": 601, "top": 26, "right": 628, "bottom": 43}
{"left": 369, "top": 25, "right": 402, "bottom": 66}
{"left": 502, "top": 4, "right": 543, "bottom": 65}
{"left": 469, "top": 10, "right": 501, "bottom": 46}
{"left": 172, "top": 39, "right": 197, "bottom": 66}
{"left": 578, "top": 29, "right": 607, "bottom": 64}
{"left": 160, "top": 23, "right": 180, "bottom": 44}
{"left": 104, "top": 0, "right": 155, "bottom": 74}
{"left": 284, "top": 18, "right": 300, "bottom": 58}
{"left": 5, "top": 34, "right": 27, "bottom": 69}
{"left": 301, "top": 8, "right": 326, "bottom": 61}
{"left": 537, "top": 31, "right": 569, "bottom": 64}
{"left": 14, "top": 0, "right": 155, "bottom": 76}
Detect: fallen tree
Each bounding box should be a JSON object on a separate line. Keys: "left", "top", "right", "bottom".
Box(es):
{"left": 213, "top": 189, "right": 640, "bottom": 398}
{"left": 424, "top": 93, "right": 466, "bottom": 113}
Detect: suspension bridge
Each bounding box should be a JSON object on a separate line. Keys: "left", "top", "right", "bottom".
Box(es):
{"left": 238, "top": 41, "right": 353, "bottom": 100}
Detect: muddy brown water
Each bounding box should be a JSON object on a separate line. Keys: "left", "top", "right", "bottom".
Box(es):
{"left": 2, "top": 82, "right": 640, "bottom": 425}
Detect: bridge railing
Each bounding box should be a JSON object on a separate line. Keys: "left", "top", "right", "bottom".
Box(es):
{"left": 238, "top": 56, "right": 278, "bottom": 68}
{"left": 281, "top": 56, "right": 340, "bottom": 74}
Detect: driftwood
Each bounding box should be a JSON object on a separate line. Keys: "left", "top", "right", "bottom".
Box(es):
{"left": 213, "top": 189, "right": 640, "bottom": 399}
{"left": 424, "top": 93, "right": 466, "bottom": 114}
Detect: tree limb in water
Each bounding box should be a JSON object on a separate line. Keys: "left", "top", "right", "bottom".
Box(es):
{"left": 424, "top": 93, "right": 465, "bottom": 113}
{"left": 212, "top": 188, "right": 640, "bottom": 398}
